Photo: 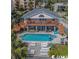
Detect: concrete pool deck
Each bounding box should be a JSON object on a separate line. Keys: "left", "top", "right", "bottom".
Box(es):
{"left": 17, "top": 31, "right": 52, "bottom": 36}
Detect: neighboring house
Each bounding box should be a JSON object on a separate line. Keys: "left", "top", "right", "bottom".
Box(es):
{"left": 52, "top": 3, "right": 68, "bottom": 12}
{"left": 11, "top": 0, "right": 35, "bottom": 10}
{"left": 11, "top": 0, "right": 14, "bottom": 11}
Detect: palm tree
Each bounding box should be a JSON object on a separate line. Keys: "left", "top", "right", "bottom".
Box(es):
{"left": 11, "top": 9, "right": 25, "bottom": 24}
{"left": 19, "top": 5, "right": 25, "bottom": 11}
{"left": 35, "top": 0, "right": 39, "bottom": 8}
{"left": 48, "top": 44, "right": 68, "bottom": 57}
{"left": 46, "top": 0, "right": 55, "bottom": 10}
{"left": 11, "top": 10, "right": 20, "bottom": 22}
{"left": 28, "top": 0, "right": 34, "bottom": 10}
{"left": 11, "top": 32, "right": 28, "bottom": 59}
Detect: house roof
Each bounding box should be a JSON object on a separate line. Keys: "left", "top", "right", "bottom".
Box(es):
{"left": 21, "top": 8, "right": 61, "bottom": 20}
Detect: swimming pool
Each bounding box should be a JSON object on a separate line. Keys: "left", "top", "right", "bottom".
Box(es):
{"left": 20, "top": 34, "right": 56, "bottom": 41}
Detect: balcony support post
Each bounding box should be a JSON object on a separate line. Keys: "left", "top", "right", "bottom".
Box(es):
{"left": 27, "top": 26, "right": 29, "bottom": 32}
{"left": 45, "top": 26, "right": 47, "bottom": 32}
{"left": 36, "top": 26, "right": 37, "bottom": 32}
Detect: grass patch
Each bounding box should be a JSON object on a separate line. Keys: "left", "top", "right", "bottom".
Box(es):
{"left": 48, "top": 44, "right": 68, "bottom": 57}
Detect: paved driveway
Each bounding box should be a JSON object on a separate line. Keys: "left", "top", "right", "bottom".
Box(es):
{"left": 28, "top": 43, "right": 49, "bottom": 56}
{"left": 26, "top": 56, "right": 51, "bottom": 59}
{"left": 26, "top": 56, "right": 66, "bottom": 59}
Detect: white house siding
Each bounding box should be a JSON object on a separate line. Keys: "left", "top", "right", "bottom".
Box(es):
{"left": 30, "top": 13, "right": 54, "bottom": 19}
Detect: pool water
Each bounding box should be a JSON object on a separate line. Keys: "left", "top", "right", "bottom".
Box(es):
{"left": 20, "top": 34, "right": 56, "bottom": 41}
{"left": 54, "top": 31, "right": 59, "bottom": 34}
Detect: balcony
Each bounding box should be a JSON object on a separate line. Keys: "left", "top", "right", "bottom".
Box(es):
{"left": 25, "top": 19, "right": 59, "bottom": 26}
{"left": 12, "top": 19, "right": 65, "bottom": 35}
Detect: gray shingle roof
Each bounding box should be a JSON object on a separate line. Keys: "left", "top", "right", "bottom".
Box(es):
{"left": 21, "top": 8, "right": 61, "bottom": 20}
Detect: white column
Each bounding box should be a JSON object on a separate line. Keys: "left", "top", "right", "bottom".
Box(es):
{"left": 27, "top": 26, "right": 28, "bottom": 32}
{"left": 45, "top": 26, "right": 47, "bottom": 32}
{"left": 36, "top": 26, "right": 37, "bottom": 32}
{"left": 54, "top": 26, "right": 56, "bottom": 32}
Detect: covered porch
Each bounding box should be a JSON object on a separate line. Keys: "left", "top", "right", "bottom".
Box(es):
{"left": 26, "top": 26, "right": 58, "bottom": 32}
{"left": 12, "top": 19, "right": 64, "bottom": 35}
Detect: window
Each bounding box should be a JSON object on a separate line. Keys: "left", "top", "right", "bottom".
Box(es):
{"left": 39, "top": 15, "right": 44, "bottom": 17}
{"left": 24, "top": 2, "right": 27, "bottom": 4}
{"left": 24, "top": 5, "right": 26, "bottom": 7}
{"left": 24, "top": 0, "right": 26, "bottom": 1}
{"left": 58, "top": 6, "right": 65, "bottom": 11}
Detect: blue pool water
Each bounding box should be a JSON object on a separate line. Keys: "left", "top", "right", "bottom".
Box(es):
{"left": 20, "top": 34, "right": 56, "bottom": 41}
{"left": 54, "top": 31, "right": 59, "bottom": 34}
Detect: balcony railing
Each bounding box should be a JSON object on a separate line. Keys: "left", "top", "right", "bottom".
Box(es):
{"left": 25, "top": 19, "right": 59, "bottom": 26}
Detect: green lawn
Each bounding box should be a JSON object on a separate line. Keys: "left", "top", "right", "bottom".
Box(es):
{"left": 48, "top": 44, "right": 68, "bottom": 57}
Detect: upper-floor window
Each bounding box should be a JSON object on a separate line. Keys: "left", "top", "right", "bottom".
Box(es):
{"left": 58, "top": 6, "right": 65, "bottom": 11}
{"left": 24, "top": 2, "right": 27, "bottom": 4}
{"left": 39, "top": 15, "right": 44, "bottom": 17}
{"left": 24, "top": 5, "right": 26, "bottom": 7}
{"left": 24, "top": 0, "right": 26, "bottom": 1}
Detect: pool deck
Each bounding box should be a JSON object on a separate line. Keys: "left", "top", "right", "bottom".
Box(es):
{"left": 22, "top": 40, "right": 51, "bottom": 43}
{"left": 17, "top": 31, "right": 52, "bottom": 37}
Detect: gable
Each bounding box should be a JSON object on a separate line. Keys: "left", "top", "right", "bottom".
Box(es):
{"left": 30, "top": 13, "right": 56, "bottom": 19}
